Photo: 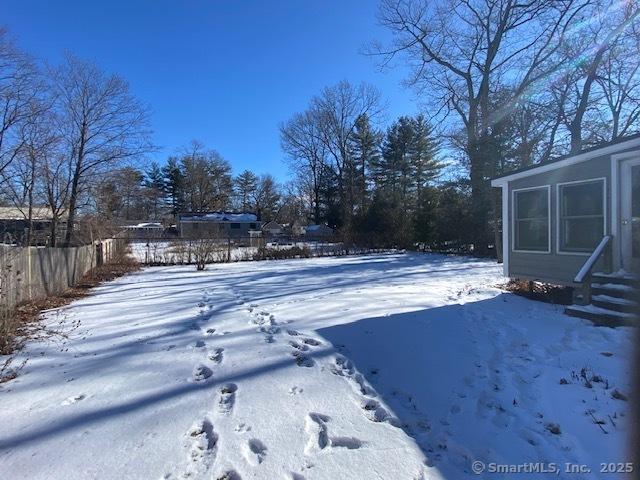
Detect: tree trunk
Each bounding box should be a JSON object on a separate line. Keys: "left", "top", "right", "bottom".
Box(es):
{"left": 64, "top": 172, "right": 81, "bottom": 246}
{"left": 50, "top": 217, "right": 58, "bottom": 247}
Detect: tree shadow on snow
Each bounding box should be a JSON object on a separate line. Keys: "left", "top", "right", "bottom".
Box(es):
{"left": 316, "top": 293, "right": 569, "bottom": 479}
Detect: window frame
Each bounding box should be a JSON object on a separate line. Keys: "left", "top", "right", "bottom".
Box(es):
{"left": 556, "top": 177, "right": 607, "bottom": 256}
{"left": 511, "top": 185, "right": 551, "bottom": 254}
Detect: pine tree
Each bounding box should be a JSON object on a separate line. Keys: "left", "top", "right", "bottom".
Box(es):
{"left": 409, "top": 115, "right": 441, "bottom": 199}
{"left": 348, "top": 114, "right": 381, "bottom": 211}
{"left": 162, "top": 157, "right": 185, "bottom": 217}
{"left": 235, "top": 170, "right": 258, "bottom": 211}
{"left": 144, "top": 162, "right": 166, "bottom": 219}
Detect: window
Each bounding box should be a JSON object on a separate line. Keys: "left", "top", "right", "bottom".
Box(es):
{"left": 230, "top": 223, "right": 241, "bottom": 229}
{"left": 558, "top": 179, "right": 605, "bottom": 253}
{"left": 513, "top": 187, "right": 549, "bottom": 252}
{"left": 249, "top": 223, "right": 257, "bottom": 229}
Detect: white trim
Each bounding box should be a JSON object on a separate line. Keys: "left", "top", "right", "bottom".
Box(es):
{"left": 620, "top": 157, "right": 640, "bottom": 270}
{"left": 491, "top": 137, "right": 640, "bottom": 186}
{"left": 511, "top": 185, "right": 551, "bottom": 254}
{"left": 501, "top": 185, "right": 509, "bottom": 276}
{"left": 555, "top": 177, "right": 607, "bottom": 256}
{"left": 611, "top": 151, "right": 640, "bottom": 269}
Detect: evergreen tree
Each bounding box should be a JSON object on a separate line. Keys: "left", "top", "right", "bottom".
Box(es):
{"left": 348, "top": 114, "right": 381, "bottom": 212}
{"left": 409, "top": 115, "right": 441, "bottom": 198}
{"left": 235, "top": 170, "right": 258, "bottom": 211}
{"left": 162, "top": 156, "right": 185, "bottom": 217}
{"left": 144, "top": 162, "right": 166, "bottom": 219}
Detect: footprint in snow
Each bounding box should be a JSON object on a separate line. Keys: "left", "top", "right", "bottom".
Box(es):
{"left": 193, "top": 364, "right": 213, "bottom": 382}
{"left": 304, "top": 412, "right": 364, "bottom": 456}
{"left": 242, "top": 438, "right": 267, "bottom": 465}
{"left": 217, "top": 470, "right": 242, "bottom": 480}
{"left": 187, "top": 418, "right": 218, "bottom": 461}
{"left": 304, "top": 413, "right": 329, "bottom": 454}
{"left": 194, "top": 340, "right": 206, "bottom": 348}
{"left": 287, "top": 329, "right": 300, "bottom": 336}
{"left": 301, "top": 338, "right": 322, "bottom": 347}
{"left": 208, "top": 348, "right": 224, "bottom": 364}
{"left": 361, "top": 398, "right": 393, "bottom": 422}
{"left": 331, "top": 357, "right": 376, "bottom": 397}
{"left": 292, "top": 351, "right": 315, "bottom": 368}
{"left": 289, "top": 386, "right": 303, "bottom": 395}
{"left": 234, "top": 423, "right": 251, "bottom": 433}
{"left": 289, "top": 341, "right": 309, "bottom": 352}
{"left": 219, "top": 383, "right": 238, "bottom": 414}
{"left": 61, "top": 394, "right": 85, "bottom": 405}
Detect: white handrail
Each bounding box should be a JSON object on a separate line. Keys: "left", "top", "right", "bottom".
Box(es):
{"left": 574, "top": 235, "right": 612, "bottom": 283}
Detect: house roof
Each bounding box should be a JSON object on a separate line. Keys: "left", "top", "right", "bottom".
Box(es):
{"left": 306, "top": 224, "right": 333, "bottom": 232}
{"left": 124, "top": 222, "right": 164, "bottom": 229}
{"left": 491, "top": 132, "right": 640, "bottom": 186}
{"left": 262, "top": 221, "right": 282, "bottom": 229}
{"left": 0, "top": 206, "right": 65, "bottom": 221}
{"left": 179, "top": 212, "right": 258, "bottom": 222}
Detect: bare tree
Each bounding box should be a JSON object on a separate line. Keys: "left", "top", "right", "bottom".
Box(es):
{"left": 51, "top": 54, "right": 152, "bottom": 246}
{"left": 252, "top": 174, "right": 281, "bottom": 222}
{"left": 280, "top": 109, "right": 328, "bottom": 224}
{"left": 596, "top": 9, "right": 640, "bottom": 140}
{"left": 312, "top": 81, "right": 383, "bottom": 235}
{"left": 180, "top": 140, "right": 233, "bottom": 212}
{"left": 1, "top": 103, "right": 59, "bottom": 245}
{"left": 373, "top": 0, "right": 604, "bottom": 252}
{"left": 40, "top": 148, "right": 71, "bottom": 247}
{"left": 550, "top": 0, "right": 640, "bottom": 151}
{"left": 0, "top": 29, "right": 44, "bottom": 179}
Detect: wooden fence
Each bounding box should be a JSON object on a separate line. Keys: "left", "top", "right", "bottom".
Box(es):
{"left": 0, "top": 239, "right": 125, "bottom": 311}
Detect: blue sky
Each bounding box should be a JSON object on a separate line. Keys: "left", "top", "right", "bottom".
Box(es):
{"left": 4, "top": 0, "right": 419, "bottom": 181}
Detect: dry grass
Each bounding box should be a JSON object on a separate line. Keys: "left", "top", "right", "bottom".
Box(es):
{"left": 502, "top": 279, "right": 573, "bottom": 305}
{"left": 0, "top": 252, "right": 139, "bottom": 360}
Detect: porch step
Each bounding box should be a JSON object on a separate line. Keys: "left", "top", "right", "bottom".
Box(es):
{"left": 592, "top": 294, "right": 639, "bottom": 313}
{"left": 592, "top": 283, "right": 637, "bottom": 299}
{"left": 592, "top": 272, "right": 640, "bottom": 287}
{"left": 565, "top": 304, "right": 638, "bottom": 326}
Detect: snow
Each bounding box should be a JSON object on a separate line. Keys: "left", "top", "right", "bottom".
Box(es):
{"left": 593, "top": 282, "right": 636, "bottom": 292}
{"left": 567, "top": 303, "right": 636, "bottom": 319}
{"left": 128, "top": 240, "right": 344, "bottom": 264}
{"left": 592, "top": 294, "right": 638, "bottom": 306}
{"left": 181, "top": 212, "right": 258, "bottom": 222}
{"left": 0, "top": 253, "right": 634, "bottom": 480}
{"left": 125, "top": 222, "right": 164, "bottom": 229}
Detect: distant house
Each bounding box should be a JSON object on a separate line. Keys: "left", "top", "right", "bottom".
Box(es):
{"left": 178, "top": 212, "right": 260, "bottom": 239}
{"left": 0, "top": 206, "right": 67, "bottom": 245}
{"left": 262, "top": 221, "right": 284, "bottom": 237}
{"left": 491, "top": 133, "right": 640, "bottom": 324}
{"left": 305, "top": 224, "right": 334, "bottom": 240}
{"left": 122, "top": 222, "right": 166, "bottom": 240}
{"left": 291, "top": 221, "right": 306, "bottom": 236}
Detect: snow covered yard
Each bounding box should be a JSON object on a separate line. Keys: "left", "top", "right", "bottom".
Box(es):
{"left": 0, "top": 253, "right": 634, "bottom": 480}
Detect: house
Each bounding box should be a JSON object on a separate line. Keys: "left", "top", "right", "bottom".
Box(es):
{"left": 178, "top": 212, "right": 260, "bottom": 240}
{"left": 491, "top": 133, "right": 640, "bottom": 324}
{"left": 121, "top": 222, "right": 166, "bottom": 240}
{"left": 0, "top": 206, "right": 67, "bottom": 245}
{"left": 262, "top": 220, "right": 284, "bottom": 237}
{"left": 305, "top": 224, "right": 334, "bottom": 240}
{"left": 291, "top": 221, "right": 306, "bottom": 236}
